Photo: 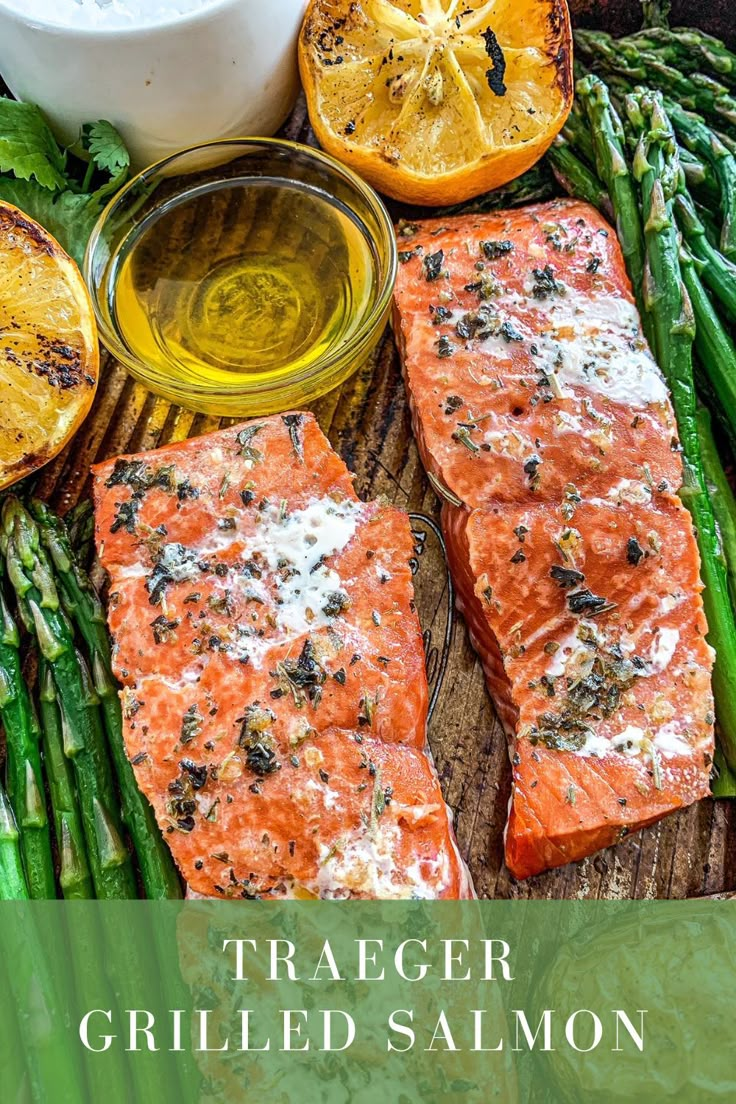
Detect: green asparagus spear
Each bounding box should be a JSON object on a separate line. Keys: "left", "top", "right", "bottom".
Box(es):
{"left": 29, "top": 500, "right": 109, "bottom": 652}
{"left": 670, "top": 28, "right": 736, "bottom": 85}
{"left": 705, "top": 127, "right": 736, "bottom": 159}
{"left": 576, "top": 74, "right": 653, "bottom": 343}
{"left": 0, "top": 565, "right": 55, "bottom": 898}
{"left": 627, "top": 89, "right": 736, "bottom": 770}
{"left": 575, "top": 31, "right": 736, "bottom": 134}
{"left": 3, "top": 901, "right": 86, "bottom": 1104}
{"left": 621, "top": 31, "right": 699, "bottom": 73}
{"left": 547, "top": 138, "right": 614, "bottom": 219}
{"left": 0, "top": 777, "right": 29, "bottom": 899}
{"left": 696, "top": 403, "right": 736, "bottom": 611}
{"left": 38, "top": 658, "right": 93, "bottom": 899}
{"left": 693, "top": 198, "right": 723, "bottom": 246}
{"left": 675, "top": 191, "right": 736, "bottom": 323}
{"left": 684, "top": 71, "right": 736, "bottom": 129}
{"left": 679, "top": 148, "right": 720, "bottom": 208}
{"left": 1, "top": 498, "right": 136, "bottom": 898}
{"left": 560, "top": 106, "right": 597, "bottom": 168}
{"left": 640, "top": 0, "right": 671, "bottom": 30}
{"left": 578, "top": 63, "right": 736, "bottom": 199}
{"left": 629, "top": 27, "right": 736, "bottom": 89}
{"left": 30, "top": 500, "right": 182, "bottom": 899}
{"left": 64, "top": 498, "right": 95, "bottom": 566}
{"left": 712, "top": 747, "right": 736, "bottom": 797}
{"left": 93, "top": 654, "right": 181, "bottom": 898}
{"left": 0, "top": 950, "right": 30, "bottom": 1101}
{"left": 664, "top": 99, "right": 736, "bottom": 261}
{"left": 575, "top": 29, "right": 649, "bottom": 81}
{"left": 680, "top": 244, "right": 736, "bottom": 449}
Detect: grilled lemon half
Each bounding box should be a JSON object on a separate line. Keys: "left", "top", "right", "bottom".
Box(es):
{"left": 299, "top": 0, "right": 573, "bottom": 205}
{"left": 0, "top": 202, "right": 99, "bottom": 491}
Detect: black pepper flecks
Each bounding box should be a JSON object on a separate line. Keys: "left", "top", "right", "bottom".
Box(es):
{"left": 179, "top": 759, "right": 208, "bottom": 790}
{"left": 150, "top": 614, "right": 180, "bottom": 645}
{"left": 531, "top": 265, "right": 563, "bottom": 300}
{"left": 146, "top": 542, "right": 201, "bottom": 606}
{"left": 480, "top": 239, "right": 513, "bottom": 260}
{"left": 500, "top": 320, "right": 524, "bottom": 342}
{"left": 322, "top": 590, "right": 349, "bottom": 617}
{"left": 430, "top": 305, "right": 453, "bottom": 326}
{"left": 110, "top": 497, "right": 142, "bottom": 535}
{"left": 455, "top": 304, "right": 499, "bottom": 340}
{"left": 626, "top": 537, "right": 646, "bottom": 566}
{"left": 279, "top": 638, "right": 327, "bottom": 707}
{"left": 282, "top": 413, "right": 304, "bottom": 462}
{"left": 235, "top": 424, "right": 264, "bottom": 463}
{"left": 550, "top": 565, "right": 585, "bottom": 588}
{"left": 423, "top": 250, "right": 445, "bottom": 281}
{"left": 180, "top": 704, "right": 203, "bottom": 745}
{"left": 237, "top": 704, "right": 280, "bottom": 776}
{"left": 523, "top": 454, "right": 542, "bottom": 487}
{"left": 436, "top": 335, "right": 456, "bottom": 358}
{"left": 567, "top": 589, "right": 610, "bottom": 615}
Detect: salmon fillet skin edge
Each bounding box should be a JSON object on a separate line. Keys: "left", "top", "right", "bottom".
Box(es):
{"left": 92, "top": 413, "right": 473, "bottom": 899}
{"left": 392, "top": 198, "right": 715, "bottom": 880}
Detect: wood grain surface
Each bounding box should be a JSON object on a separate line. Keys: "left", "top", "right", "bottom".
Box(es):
{"left": 28, "top": 53, "right": 736, "bottom": 901}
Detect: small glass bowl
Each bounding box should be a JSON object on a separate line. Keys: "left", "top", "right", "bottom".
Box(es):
{"left": 84, "top": 139, "right": 397, "bottom": 416}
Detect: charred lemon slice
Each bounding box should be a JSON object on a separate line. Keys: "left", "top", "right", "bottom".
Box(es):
{"left": 299, "top": 0, "right": 573, "bottom": 205}
{"left": 0, "top": 202, "right": 99, "bottom": 490}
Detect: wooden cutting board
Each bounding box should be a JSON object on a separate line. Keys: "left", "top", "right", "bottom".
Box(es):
{"left": 28, "top": 27, "right": 736, "bottom": 901}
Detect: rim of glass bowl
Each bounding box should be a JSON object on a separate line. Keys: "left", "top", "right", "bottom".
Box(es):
{"left": 83, "top": 137, "right": 398, "bottom": 405}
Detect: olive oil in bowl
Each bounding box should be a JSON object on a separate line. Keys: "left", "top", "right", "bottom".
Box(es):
{"left": 86, "top": 140, "right": 397, "bottom": 415}
{"left": 113, "top": 179, "right": 375, "bottom": 384}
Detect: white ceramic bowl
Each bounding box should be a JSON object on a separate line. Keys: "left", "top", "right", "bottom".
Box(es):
{"left": 0, "top": 0, "right": 308, "bottom": 169}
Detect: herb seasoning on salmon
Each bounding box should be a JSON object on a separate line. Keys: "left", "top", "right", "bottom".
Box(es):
{"left": 93, "top": 413, "right": 472, "bottom": 899}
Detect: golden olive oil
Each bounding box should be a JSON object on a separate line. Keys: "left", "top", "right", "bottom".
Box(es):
{"left": 110, "top": 178, "right": 378, "bottom": 391}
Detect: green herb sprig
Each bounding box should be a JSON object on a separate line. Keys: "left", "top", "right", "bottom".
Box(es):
{"left": 0, "top": 98, "right": 130, "bottom": 266}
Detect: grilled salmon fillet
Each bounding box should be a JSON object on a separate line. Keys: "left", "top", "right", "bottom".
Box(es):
{"left": 92, "top": 413, "right": 472, "bottom": 899}
{"left": 393, "top": 199, "right": 714, "bottom": 879}
{"left": 393, "top": 201, "right": 681, "bottom": 507}
{"left": 443, "top": 497, "right": 713, "bottom": 879}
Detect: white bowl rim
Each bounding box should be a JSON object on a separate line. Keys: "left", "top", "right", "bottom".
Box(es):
{"left": 0, "top": 0, "right": 253, "bottom": 37}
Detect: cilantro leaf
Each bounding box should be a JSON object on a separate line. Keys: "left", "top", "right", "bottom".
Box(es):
{"left": 0, "top": 98, "right": 68, "bottom": 191}
{"left": 0, "top": 178, "right": 101, "bottom": 267}
{"left": 0, "top": 97, "right": 131, "bottom": 267}
{"left": 83, "top": 120, "right": 130, "bottom": 179}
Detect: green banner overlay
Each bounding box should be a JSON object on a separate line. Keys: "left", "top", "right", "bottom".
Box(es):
{"left": 1, "top": 900, "right": 732, "bottom": 1102}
